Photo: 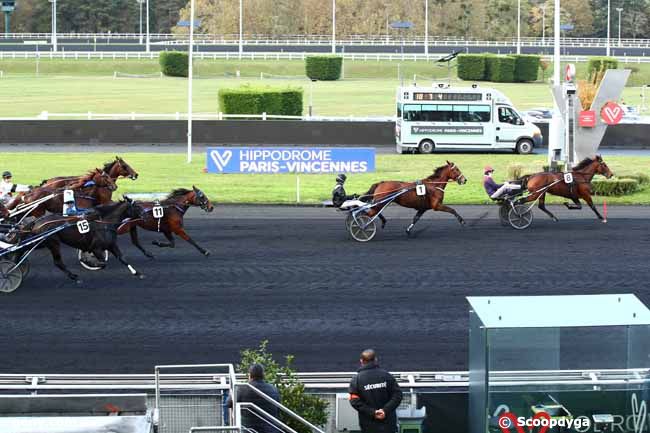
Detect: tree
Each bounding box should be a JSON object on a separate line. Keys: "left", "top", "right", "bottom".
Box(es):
{"left": 236, "top": 341, "right": 328, "bottom": 433}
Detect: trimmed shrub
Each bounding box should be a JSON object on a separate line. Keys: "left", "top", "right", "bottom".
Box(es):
{"left": 484, "top": 55, "right": 497, "bottom": 82}
{"left": 512, "top": 54, "right": 540, "bottom": 82}
{"left": 486, "top": 56, "right": 516, "bottom": 82}
{"left": 159, "top": 51, "right": 188, "bottom": 77}
{"left": 587, "top": 57, "right": 619, "bottom": 77}
{"left": 457, "top": 54, "right": 486, "bottom": 81}
{"left": 305, "top": 56, "right": 342, "bottom": 81}
{"left": 218, "top": 85, "right": 303, "bottom": 116}
{"left": 592, "top": 178, "right": 640, "bottom": 196}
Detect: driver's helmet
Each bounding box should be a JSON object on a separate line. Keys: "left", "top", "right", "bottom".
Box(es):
{"left": 2, "top": 171, "right": 11, "bottom": 179}
{"left": 336, "top": 174, "right": 347, "bottom": 184}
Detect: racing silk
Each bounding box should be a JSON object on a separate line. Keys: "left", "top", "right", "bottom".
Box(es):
{"left": 332, "top": 184, "right": 355, "bottom": 208}
{"left": 349, "top": 363, "right": 403, "bottom": 433}
{"left": 483, "top": 175, "right": 503, "bottom": 197}
{"left": 0, "top": 180, "right": 29, "bottom": 203}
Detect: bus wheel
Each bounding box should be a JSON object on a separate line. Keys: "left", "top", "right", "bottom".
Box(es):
{"left": 418, "top": 140, "right": 435, "bottom": 154}
{"left": 516, "top": 139, "right": 534, "bottom": 155}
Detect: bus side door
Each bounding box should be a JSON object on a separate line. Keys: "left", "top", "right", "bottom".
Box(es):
{"left": 495, "top": 105, "right": 526, "bottom": 149}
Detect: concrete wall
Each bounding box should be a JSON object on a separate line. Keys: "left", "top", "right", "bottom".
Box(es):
{"left": 0, "top": 120, "right": 645, "bottom": 148}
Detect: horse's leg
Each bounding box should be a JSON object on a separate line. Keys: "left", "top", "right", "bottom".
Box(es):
{"left": 107, "top": 243, "right": 144, "bottom": 279}
{"left": 406, "top": 209, "right": 426, "bottom": 235}
{"left": 45, "top": 238, "right": 79, "bottom": 282}
{"left": 537, "top": 194, "right": 559, "bottom": 222}
{"left": 152, "top": 231, "right": 175, "bottom": 248}
{"left": 434, "top": 204, "right": 466, "bottom": 225}
{"left": 378, "top": 214, "right": 387, "bottom": 229}
{"left": 130, "top": 226, "right": 154, "bottom": 258}
{"left": 582, "top": 194, "right": 605, "bottom": 222}
{"left": 173, "top": 226, "right": 211, "bottom": 256}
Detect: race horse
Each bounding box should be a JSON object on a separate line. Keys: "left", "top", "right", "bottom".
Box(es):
{"left": 40, "top": 156, "right": 138, "bottom": 189}
{"left": 520, "top": 155, "right": 613, "bottom": 222}
{"left": 363, "top": 161, "right": 467, "bottom": 235}
{"left": 118, "top": 186, "right": 214, "bottom": 258}
{"left": 18, "top": 198, "right": 144, "bottom": 282}
{"left": 6, "top": 169, "right": 117, "bottom": 218}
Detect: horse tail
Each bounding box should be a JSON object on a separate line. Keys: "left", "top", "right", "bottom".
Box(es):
{"left": 362, "top": 182, "right": 380, "bottom": 202}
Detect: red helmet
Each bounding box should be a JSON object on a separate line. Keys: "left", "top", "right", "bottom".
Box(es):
{"left": 484, "top": 166, "right": 494, "bottom": 175}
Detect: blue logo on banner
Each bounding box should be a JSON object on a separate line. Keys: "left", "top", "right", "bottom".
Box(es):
{"left": 206, "top": 147, "right": 375, "bottom": 174}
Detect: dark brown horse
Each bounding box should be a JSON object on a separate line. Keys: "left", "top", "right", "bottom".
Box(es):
{"left": 6, "top": 169, "right": 117, "bottom": 218}
{"left": 520, "top": 155, "right": 613, "bottom": 222}
{"left": 41, "top": 157, "right": 138, "bottom": 189}
{"left": 364, "top": 161, "right": 467, "bottom": 235}
{"left": 118, "top": 186, "right": 214, "bottom": 258}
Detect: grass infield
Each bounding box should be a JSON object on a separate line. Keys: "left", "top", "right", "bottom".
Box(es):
{"left": 4, "top": 152, "right": 650, "bottom": 205}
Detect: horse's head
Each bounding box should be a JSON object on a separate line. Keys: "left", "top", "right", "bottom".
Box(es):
{"left": 191, "top": 185, "right": 214, "bottom": 212}
{"left": 445, "top": 160, "right": 467, "bottom": 185}
{"left": 93, "top": 169, "right": 118, "bottom": 191}
{"left": 595, "top": 155, "right": 614, "bottom": 179}
{"left": 114, "top": 156, "right": 139, "bottom": 180}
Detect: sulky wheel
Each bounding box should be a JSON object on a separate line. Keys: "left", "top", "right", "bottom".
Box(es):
{"left": 78, "top": 249, "right": 109, "bottom": 271}
{"left": 508, "top": 204, "right": 534, "bottom": 230}
{"left": 0, "top": 260, "right": 22, "bottom": 294}
{"left": 18, "top": 259, "right": 30, "bottom": 280}
{"left": 499, "top": 203, "right": 510, "bottom": 227}
{"left": 348, "top": 214, "right": 377, "bottom": 242}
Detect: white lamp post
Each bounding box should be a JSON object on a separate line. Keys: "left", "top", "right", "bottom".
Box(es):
{"left": 553, "top": 0, "right": 560, "bottom": 84}
{"left": 137, "top": 0, "right": 144, "bottom": 45}
{"left": 331, "top": 0, "right": 336, "bottom": 54}
{"left": 146, "top": 0, "right": 150, "bottom": 53}
{"left": 541, "top": 3, "right": 546, "bottom": 44}
{"left": 616, "top": 7, "right": 623, "bottom": 47}
{"left": 424, "top": 0, "right": 428, "bottom": 57}
{"left": 239, "top": 0, "right": 243, "bottom": 59}
{"left": 187, "top": 0, "right": 195, "bottom": 163}
{"left": 49, "top": 0, "right": 57, "bottom": 52}
{"left": 606, "top": 0, "right": 611, "bottom": 56}
{"left": 516, "top": 0, "right": 521, "bottom": 54}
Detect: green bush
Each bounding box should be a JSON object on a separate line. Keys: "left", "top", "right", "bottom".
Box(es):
{"left": 587, "top": 57, "right": 619, "bottom": 77}
{"left": 457, "top": 54, "right": 486, "bottom": 81}
{"left": 159, "top": 51, "right": 188, "bottom": 77}
{"left": 218, "top": 85, "right": 303, "bottom": 116}
{"left": 237, "top": 341, "right": 328, "bottom": 433}
{"left": 486, "top": 56, "right": 516, "bottom": 82}
{"left": 512, "top": 54, "right": 540, "bottom": 82}
{"left": 592, "top": 178, "right": 640, "bottom": 196}
{"left": 305, "top": 56, "right": 343, "bottom": 81}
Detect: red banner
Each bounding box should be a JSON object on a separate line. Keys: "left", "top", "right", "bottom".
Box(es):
{"left": 578, "top": 110, "right": 596, "bottom": 128}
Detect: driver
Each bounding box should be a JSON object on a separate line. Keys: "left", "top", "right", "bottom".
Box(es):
{"left": 332, "top": 174, "right": 366, "bottom": 209}
{"left": 0, "top": 171, "right": 30, "bottom": 204}
{"left": 483, "top": 166, "right": 521, "bottom": 199}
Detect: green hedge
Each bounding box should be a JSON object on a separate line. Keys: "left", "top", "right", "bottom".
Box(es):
{"left": 457, "top": 54, "right": 486, "bottom": 81}
{"left": 305, "top": 56, "right": 342, "bottom": 81}
{"left": 512, "top": 54, "right": 540, "bottom": 82}
{"left": 592, "top": 178, "right": 640, "bottom": 196}
{"left": 159, "top": 51, "right": 188, "bottom": 77}
{"left": 486, "top": 56, "right": 515, "bottom": 82}
{"left": 218, "top": 85, "right": 303, "bottom": 116}
{"left": 587, "top": 57, "right": 619, "bottom": 77}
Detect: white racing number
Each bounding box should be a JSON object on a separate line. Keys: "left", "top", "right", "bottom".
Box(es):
{"left": 76, "top": 220, "right": 90, "bottom": 234}
{"left": 416, "top": 184, "right": 426, "bottom": 196}
{"left": 152, "top": 206, "right": 164, "bottom": 219}
{"left": 564, "top": 173, "right": 574, "bottom": 184}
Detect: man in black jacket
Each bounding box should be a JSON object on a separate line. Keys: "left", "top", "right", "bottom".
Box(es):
{"left": 349, "top": 349, "right": 403, "bottom": 433}
{"left": 227, "top": 364, "right": 281, "bottom": 433}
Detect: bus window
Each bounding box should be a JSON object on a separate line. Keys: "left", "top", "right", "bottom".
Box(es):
{"left": 468, "top": 105, "right": 491, "bottom": 122}
{"left": 403, "top": 104, "right": 421, "bottom": 121}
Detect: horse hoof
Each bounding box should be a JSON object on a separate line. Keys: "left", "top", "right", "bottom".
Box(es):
{"left": 460, "top": 220, "right": 466, "bottom": 226}
{"left": 146, "top": 253, "right": 155, "bottom": 259}
{"left": 602, "top": 219, "right": 608, "bottom": 224}
{"left": 74, "top": 278, "right": 83, "bottom": 285}
{"left": 554, "top": 218, "right": 559, "bottom": 222}
{"left": 137, "top": 273, "right": 146, "bottom": 280}
{"left": 203, "top": 250, "right": 211, "bottom": 257}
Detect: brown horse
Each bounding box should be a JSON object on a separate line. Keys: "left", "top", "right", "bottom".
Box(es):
{"left": 520, "top": 155, "right": 613, "bottom": 222}
{"left": 118, "top": 186, "right": 214, "bottom": 258}
{"left": 41, "top": 156, "right": 138, "bottom": 189}
{"left": 364, "top": 161, "right": 467, "bottom": 235}
{"left": 6, "top": 169, "right": 117, "bottom": 218}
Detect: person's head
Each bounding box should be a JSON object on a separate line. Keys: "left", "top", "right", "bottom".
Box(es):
{"left": 484, "top": 166, "right": 494, "bottom": 176}
{"left": 336, "top": 174, "right": 347, "bottom": 185}
{"left": 359, "top": 349, "right": 377, "bottom": 366}
{"left": 248, "top": 363, "right": 265, "bottom": 382}
{"left": 2, "top": 171, "right": 11, "bottom": 182}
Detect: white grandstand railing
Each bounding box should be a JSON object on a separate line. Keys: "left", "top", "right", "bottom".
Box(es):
{"left": 3, "top": 33, "right": 650, "bottom": 47}
{"left": 3, "top": 50, "right": 650, "bottom": 63}
{"left": 13, "top": 111, "right": 395, "bottom": 122}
